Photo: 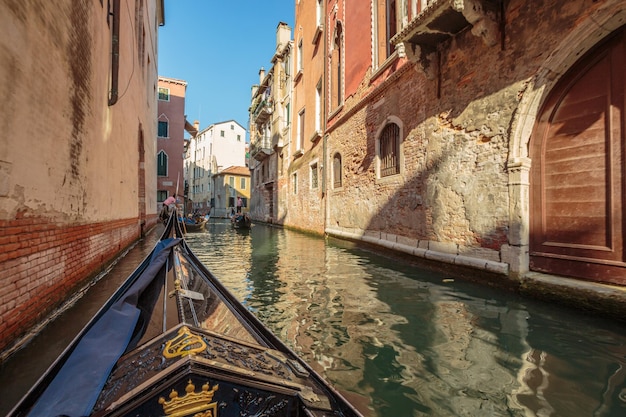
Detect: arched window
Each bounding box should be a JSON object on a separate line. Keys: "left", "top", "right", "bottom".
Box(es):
{"left": 157, "top": 150, "right": 168, "bottom": 176}
{"left": 333, "top": 153, "right": 342, "bottom": 188}
{"left": 378, "top": 122, "right": 400, "bottom": 177}
{"left": 157, "top": 113, "right": 170, "bottom": 138}
{"left": 331, "top": 23, "right": 343, "bottom": 110}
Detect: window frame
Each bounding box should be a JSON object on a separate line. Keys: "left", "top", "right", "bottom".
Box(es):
{"left": 376, "top": 119, "right": 403, "bottom": 179}
{"left": 332, "top": 152, "right": 342, "bottom": 189}
{"left": 330, "top": 23, "right": 343, "bottom": 110}
{"left": 310, "top": 161, "right": 319, "bottom": 189}
{"left": 157, "top": 120, "right": 169, "bottom": 138}
{"left": 158, "top": 87, "right": 170, "bottom": 101}
{"left": 292, "top": 172, "right": 298, "bottom": 194}
{"left": 157, "top": 190, "right": 168, "bottom": 202}
{"left": 157, "top": 150, "right": 168, "bottom": 176}
{"left": 315, "top": 79, "right": 322, "bottom": 133}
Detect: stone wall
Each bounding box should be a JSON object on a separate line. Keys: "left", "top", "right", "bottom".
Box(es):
{"left": 319, "top": 0, "right": 625, "bottom": 279}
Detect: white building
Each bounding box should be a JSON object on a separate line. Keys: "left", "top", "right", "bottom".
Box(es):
{"left": 184, "top": 120, "right": 247, "bottom": 213}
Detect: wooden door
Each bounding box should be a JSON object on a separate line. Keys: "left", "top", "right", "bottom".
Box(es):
{"left": 530, "top": 27, "right": 626, "bottom": 285}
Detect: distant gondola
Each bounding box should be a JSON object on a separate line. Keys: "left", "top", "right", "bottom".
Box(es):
{"left": 182, "top": 218, "right": 207, "bottom": 232}
{"left": 231, "top": 213, "right": 252, "bottom": 229}
{"left": 9, "top": 211, "right": 363, "bottom": 417}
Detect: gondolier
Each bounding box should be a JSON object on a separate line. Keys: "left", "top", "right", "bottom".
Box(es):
{"left": 163, "top": 194, "right": 177, "bottom": 207}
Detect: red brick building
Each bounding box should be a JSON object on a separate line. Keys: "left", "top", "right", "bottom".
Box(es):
{"left": 262, "top": 0, "right": 626, "bottom": 289}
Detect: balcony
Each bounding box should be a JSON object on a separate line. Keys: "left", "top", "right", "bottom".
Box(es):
{"left": 250, "top": 139, "right": 272, "bottom": 161}
{"left": 251, "top": 98, "right": 274, "bottom": 125}
{"left": 391, "top": 0, "right": 500, "bottom": 77}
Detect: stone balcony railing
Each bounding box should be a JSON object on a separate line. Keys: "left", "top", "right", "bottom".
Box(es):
{"left": 391, "top": 0, "right": 500, "bottom": 77}
{"left": 249, "top": 138, "right": 272, "bottom": 161}
{"left": 251, "top": 98, "right": 273, "bottom": 125}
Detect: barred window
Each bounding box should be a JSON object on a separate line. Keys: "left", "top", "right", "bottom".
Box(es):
{"left": 333, "top": 153, "right": 342, "bottom": 188}
{"left": 379, "top": 123, "right": 400, "bottom": 177}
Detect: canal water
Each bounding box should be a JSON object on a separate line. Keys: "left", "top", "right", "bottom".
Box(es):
{"left": 1, "top": 219, "right": 626, "bottom": 416}
{"left": 186, "top": 220, "right": 626, "bottom": 417}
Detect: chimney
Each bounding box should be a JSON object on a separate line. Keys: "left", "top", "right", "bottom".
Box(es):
{"left": 194, "top": 120, "right": 199, "bottom": 132}
{"left": 259, "top": 67, "right": 265, "bottom": 84}
{"left": 276, "top": 22, "right": 291, "bottom": 49}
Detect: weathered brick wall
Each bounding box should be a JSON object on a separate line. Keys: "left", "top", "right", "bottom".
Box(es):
{"left": 0, "top": 215, "right": 139, "bottom": 354}
{"left": 284, "top": 146, "right": 325, "bottom": 235}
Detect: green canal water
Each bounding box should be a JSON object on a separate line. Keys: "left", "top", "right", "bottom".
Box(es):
{"left": 1, "top": 219, "right": 625, "bottom": 416}
{"left": 185, "top": 219, "right": 626, "bottom": 417}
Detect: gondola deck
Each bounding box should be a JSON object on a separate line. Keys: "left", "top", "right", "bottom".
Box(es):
{"left": 9, "top": 212, "right": 364, "bottom": 417}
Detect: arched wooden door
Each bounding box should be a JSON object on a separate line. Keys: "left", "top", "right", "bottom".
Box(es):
{"left": 530, "top": 27, "right": 626, "bottom": 286}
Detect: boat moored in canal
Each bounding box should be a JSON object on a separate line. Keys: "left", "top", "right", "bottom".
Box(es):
{"left": 9, "top": 211, "right": 363, "bottom": 417}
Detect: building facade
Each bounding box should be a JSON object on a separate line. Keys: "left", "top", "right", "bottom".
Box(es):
{"left": 249, "top": 22, "right": 294, "bottom": 224}
{"left": 212, "top": 166, "right": 251, "bottom": 218}
{"left": 0, "top": 0, "right": 164, "bottom": 356}
{"left": 282, "top": 0, "right": 327, "bottom": 234}
{"left": 251, "top": 0, "right": 626, "bottom": 289}
{"left": 185, "top": 120, "right": 247, "bottom": 214}
{"left": 157, "top": 77, "right": 188, "bottom": 208}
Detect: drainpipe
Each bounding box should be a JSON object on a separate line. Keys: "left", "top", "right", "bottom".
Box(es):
{"left": 108, "top": 0, "right": 120, "bottom": 106}
{"left": 322, "top": 0, "right": 329, "bottom": 233}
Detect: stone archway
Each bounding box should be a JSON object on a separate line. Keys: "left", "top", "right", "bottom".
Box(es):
{"left": 529, "top": 27, "right": 625, "bottom": 285}
{"left": 505, "top": 1, "right": 626, "bottom": 279}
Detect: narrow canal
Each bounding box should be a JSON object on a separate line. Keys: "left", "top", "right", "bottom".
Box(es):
{"left": 185, "top": 219, "right": 626, "bottom": 417}
{"left": 1, "top": 219, "right": 625, "bottom": 416}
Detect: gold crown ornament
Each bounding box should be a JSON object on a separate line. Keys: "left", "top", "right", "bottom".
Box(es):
{"left": 158, "top": 379, "right": 219, "bottom": 417}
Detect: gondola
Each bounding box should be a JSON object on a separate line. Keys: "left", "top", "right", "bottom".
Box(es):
{"left": 230, "top": 213, "right": 252, "bottom": 229}
{"left": 182, "top": 218, "right": 207, "bottom": 232}
{"left": 9, "top": 211, "right": 363, "bottom": 417}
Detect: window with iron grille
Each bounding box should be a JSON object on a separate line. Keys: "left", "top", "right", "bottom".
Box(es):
{"left": 379, "top": 123, "right": 400, "bottom": 177}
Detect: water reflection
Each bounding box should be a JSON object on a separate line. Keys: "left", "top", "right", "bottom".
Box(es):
{"left": 186, "top": 220, "right": 626, "bottom": 417}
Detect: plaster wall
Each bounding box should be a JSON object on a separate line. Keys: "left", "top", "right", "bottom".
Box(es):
{"left": 281, "top": 0, "right": 328, "bottom": 234}
{"left": 157, "top": 78, "right": 187, "bottom": 199}
{"left": 0, "top": 0, "right": 160, "bottom": 354}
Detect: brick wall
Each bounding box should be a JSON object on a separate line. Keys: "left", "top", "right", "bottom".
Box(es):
{"left": 0, "top": 215, "right": 141, "bottom": 354}
{"left": 320, "top": 0, "right": 625, "bottom": 278}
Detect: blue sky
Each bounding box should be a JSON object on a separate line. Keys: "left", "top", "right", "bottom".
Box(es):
{"left": 158, "top": 1, "right": 294, "bottom": 138}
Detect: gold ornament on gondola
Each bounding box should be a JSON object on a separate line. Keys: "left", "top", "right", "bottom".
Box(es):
{"left": 159, "top": 379, "right": 219, "bottom": 417}
{"left": 163, "top": 326, "right": 207, "bottom": 358}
